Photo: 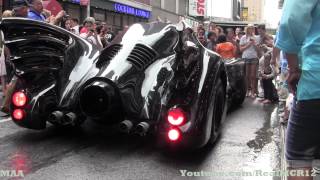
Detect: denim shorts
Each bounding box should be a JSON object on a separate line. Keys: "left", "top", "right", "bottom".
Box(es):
{"left": 286, "top": 98, "right": 320, "bottom": 168}
{"left": 244, "top": 58, "right": 259, "bottom": 64}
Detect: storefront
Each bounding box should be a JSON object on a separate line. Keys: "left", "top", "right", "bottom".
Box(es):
{"left": 2, "top": 0, "right": 151, "bottom": 33}
{"left": 59, "top": 0, "right": 151, "bottom": 32}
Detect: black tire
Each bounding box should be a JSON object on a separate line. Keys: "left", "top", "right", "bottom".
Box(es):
{"left": 207, "top": 78, "right": 226, "bottom": 145}
{"left": 232, "top": 77, "right": 246, "bottom": 106}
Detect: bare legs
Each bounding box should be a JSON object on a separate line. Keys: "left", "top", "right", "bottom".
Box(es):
{"left": 245, "top": 61, "right": 258, "bottom": 97}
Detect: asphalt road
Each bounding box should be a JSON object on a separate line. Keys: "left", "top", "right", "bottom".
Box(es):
{"left": 0, "top": 98, "right": 281, "bottom": 180}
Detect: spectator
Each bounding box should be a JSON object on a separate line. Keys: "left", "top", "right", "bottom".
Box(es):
{"left": 258, "top": 51, "right": 278, "bottom": 104}
{"left": 226, "top": 28, "right": 240, "bottom": 58}
{"left": 237, "top": 31, "right": 245, "bottom": 44}
{"left": 105, "top": 25, "right": 115, "bottom": 43}
{"left": 96, "top": 25, "right": 108, "bottom": 48}
{"left": 70, "top": 18, "right": 80, "bottom": 35}
{"left": 216, "top": 34, "right": 236, "bottom": 60}
{"left": 240, "top": 24, "right": 260, "bottom": 98}
{"left": 41, "top": 9, "right": 52, "bottom": 23}
{"left": 64, "top": 18, "right": 72, "bottom": 32}
{"left": 12, "top": 0, "right": 29, "bottom": 18}
{"left": 28, "top": 0, "right": 45, "bottom": 21}
{"left": 257, "top": 24, "right": 273, "bottom": 47}
{"left": 80, "top": 17, "right": 95, "bottom": 34}
{"left": 206, "top": 21, "right": 216, "bottom": 37}
{"left": 276, "top": 0, "right": 320, "bottom": 179}
{"left": 235, "top": 27, "right": 242, "bottom": 41}
{"left": 206, "top": 31, "right": 217, "bottom": 51}
{"left": 197, "top": 23, "right": 204, "bottom": 33}
{"left": 208, "top": 22, "right": 216, "bottom": 32}
{"left": 41, "top": 9, "right": 66, "bottom": 25}
{"left": 197, "top": 27, "right": 207, "bottom": 46}
{"left": 226, "top": 28, "right": 236, "bottom": 45}
{"left": 0, "top": 34, "right": 7, "bottom": 98}
{"left": 123, "top": 25, "right": 129, "bottom": 33}
{"left": 2, "top": 10, "right": 13, "bottom": 18}
{"left": 80, "top": 17, "right": 103, "bottom": 50}
{"left": 214, "top": 26, "right": 224, "bottom": 36}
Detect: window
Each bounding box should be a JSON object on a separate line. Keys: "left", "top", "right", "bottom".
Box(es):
{"left": 114, "top": 13, "right": 121, "bottom": 27}
{"left": 123, "top": 15, "right": 129, "bottom": 26}
{"left": 128, "top": 16, "right": 135, "bottom": 25}
{"left": 93, "top": 9, "right": 105, "bottom": 22}
{"left": 66, "top": 4, "right": 80, "bottom": 20}
{"left": 106, "top": 12, "right": 115, "bottom": 26}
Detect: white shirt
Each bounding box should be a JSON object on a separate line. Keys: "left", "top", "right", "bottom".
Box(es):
{"left": 71, "top": 25, "right": 80, "bottom": 35}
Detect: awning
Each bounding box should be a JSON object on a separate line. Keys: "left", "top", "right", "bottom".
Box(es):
{"left": 42, "top": 0, "right": 63, "bottom": 16}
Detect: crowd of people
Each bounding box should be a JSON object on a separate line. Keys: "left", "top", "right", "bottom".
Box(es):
{"left": 196, "top": 22, "right": 278, "bottom": 105}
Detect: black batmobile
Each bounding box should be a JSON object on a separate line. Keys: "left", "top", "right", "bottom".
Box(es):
{"left": 0, "top": 18, "right": 246, "bottom": 149}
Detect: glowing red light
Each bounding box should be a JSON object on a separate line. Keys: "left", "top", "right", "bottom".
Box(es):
{"left": 13, "top": 109, "right": 25, "bottom": 120}
{"left": 168, "top": 129, "right": 180, "bottom": 141}
{"left": 12, "top": 92, "right": 27, "bottom": 107}
{"left": 167, "top": 108, "right": 185, "bottom": 126}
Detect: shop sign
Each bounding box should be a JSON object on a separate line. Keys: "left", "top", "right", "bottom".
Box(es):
{"left": 114, "top": 3, "right": 151, "bottom": 19}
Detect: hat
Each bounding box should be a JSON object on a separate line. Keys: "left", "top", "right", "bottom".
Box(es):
{"left": 84, "top": 17, "right": 96, "bottom": 24}
{"left": 12, "top": 0, "right": 30, "bottom": 8}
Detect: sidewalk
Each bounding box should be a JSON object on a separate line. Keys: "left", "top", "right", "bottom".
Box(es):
{"left": 278, "top": 100, "right": 287, "bottom": 180}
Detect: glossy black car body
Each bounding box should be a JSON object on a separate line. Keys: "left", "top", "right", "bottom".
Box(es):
{"left": 0, "top": 18, "right": 246, "bottom": 149}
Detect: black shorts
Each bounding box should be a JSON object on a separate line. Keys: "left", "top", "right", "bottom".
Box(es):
{"left": 286, "top": 98, "right": 320, "bottom": 168}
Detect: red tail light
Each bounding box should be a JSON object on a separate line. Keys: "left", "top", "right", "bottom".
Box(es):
{"left": 12, "top": 92, "right": 27, "bottom": 107}
{"left": 167, "top": 108, "right": 185, "bottom": 126}
{"left": 168, "top": 128, "right": 180, "bottom": 141}
{"left": 12, "top": 109, "right": 25, "bottom": 120}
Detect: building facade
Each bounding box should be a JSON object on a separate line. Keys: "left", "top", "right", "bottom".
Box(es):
{"left": 151, "top": 0, "right": 200, "bottom": 27}
{"left": 241, "top": 0, "right": 265, "bottom": 22}
{"left": 61, "top": 0, "right": 151, "bottom": 32}
{"left": 207, "top": 0, "right": 241, "bottom": 21}
{"left": 3, "top": 0, "right": 152, "bottom": 32}
{"left": 151, "top": 0, "right": 186, "bottom": 23}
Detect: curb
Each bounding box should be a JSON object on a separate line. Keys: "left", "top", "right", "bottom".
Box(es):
{"left": 278, "top": 101, "right": 287, "bottom": 180}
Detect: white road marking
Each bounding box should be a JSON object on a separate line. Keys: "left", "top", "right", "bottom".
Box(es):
{"left": 0, "top": 117, "right": 12, "bottom": 123}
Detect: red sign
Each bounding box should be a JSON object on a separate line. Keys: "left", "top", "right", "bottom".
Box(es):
{"left": 197, "top": 0, "right": 205, "bottom": 16}
{"left": 80, "top": 0, "right": 90, "bottom": 6}
{"left": 189, "top": 0, "right": 205, "bottom": 17}
{"left": 42, "top": 0, "right": 63, "bottom": 16}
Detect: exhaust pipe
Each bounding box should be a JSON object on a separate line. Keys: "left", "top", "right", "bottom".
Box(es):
{"left": 135, "top": 122, "right": 150, "bottom": 136}
{"left": 80, "top": 80, "right": 121, "bottom": 123}
{"left": 62, "top": 112, "right": 77, "bottom": 125}
{"left": 48, "top": 111, "right": 64, "bottom": 123}
{"left": 119, "top": 120, "right": 133, "bottom": 133}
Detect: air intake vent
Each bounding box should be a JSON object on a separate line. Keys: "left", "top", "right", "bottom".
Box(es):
{"left": 127, "top": 44, "right": 157, "bottom": 70}
{"left": 97, "top": 44, "right": 122, "bottom": 66}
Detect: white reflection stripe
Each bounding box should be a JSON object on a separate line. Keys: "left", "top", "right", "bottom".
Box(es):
{"left": 0, "top": 117, "right": 11, "bottom": 123}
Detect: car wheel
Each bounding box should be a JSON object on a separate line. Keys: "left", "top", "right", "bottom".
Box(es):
{"left": 232, "top": 77, "right": 246, "bottom": 106}
{"left": 207, "top": 78, "right": 225, "bottom": 146}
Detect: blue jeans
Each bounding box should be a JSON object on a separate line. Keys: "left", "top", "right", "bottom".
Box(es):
{"left": 286, "top": 98, "right": 320, "bottom": 168}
